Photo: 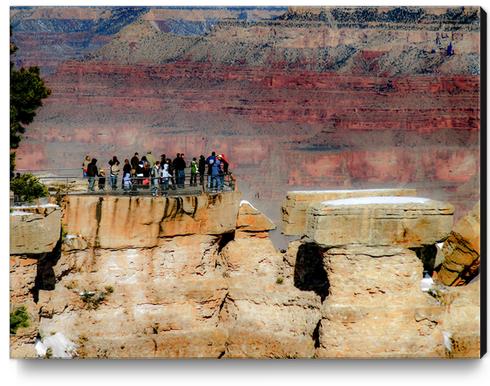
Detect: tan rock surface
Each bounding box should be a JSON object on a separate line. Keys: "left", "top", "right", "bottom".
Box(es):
{"left": 236, "top": 201, "right": 276, "bottom": 232}
{"left": 306, "top": 196, "right": 453, "bottom": 248}
{"left": 220, "top": 237, "right": 321, "bottom": 358}
{"left": 10, "top": 205, "right": 61, "bottom": 254}
{"left": 442, "top": 279, "right": 480, "bottom": 358}
{"left": 33, "top": 232, "right": 321, "bottom": 358}
{"left": 9, "top": 255, "right": 39, "bottom": 358}
{"left": 282, "top": 188, "right": 417, "bottom": 235}
{"left": 37, "top": 235, "right": 230, "bottom": 358}
{"left": 61, "top": 192, "right": 241, "bottom": 249}
{"left": 438, "top": 201, "right": 480, "bottom": 286}
{"left": 317, "top": 246, "right": 446, "bottom": 358}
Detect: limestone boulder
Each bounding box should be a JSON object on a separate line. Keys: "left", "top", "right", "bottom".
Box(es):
{"left": 282, "top": 188, "right": 417, "bottom": 236}
{"left": 10, "top": 205, "right": 61, "bottom": 254}
{"left": 236, "top": 200, "right": 275, "bottom": 232}
{"left": 306, "top": 196, "right": 453, "bottom": 248}
{"left": 438, "top": 201, "right": 480, "bottom": 286}
{"left": 62, "top": 192, "right": 241, "bottom": 249}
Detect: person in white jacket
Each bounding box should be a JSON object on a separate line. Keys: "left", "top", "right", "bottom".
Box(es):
{"left": 160, "top": 161, "right": 171, "bottom": 193}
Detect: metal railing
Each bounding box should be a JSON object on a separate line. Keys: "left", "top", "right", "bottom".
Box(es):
{"left": 33, "top": 171, "right": 237, "bottom": 196}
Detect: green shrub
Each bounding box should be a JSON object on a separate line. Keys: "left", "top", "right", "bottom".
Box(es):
{"left": 276, "top": 277, "right": 284, "bottom": 285}
{"left": 80, "top": 289, "right": 111, "bottom": 310}
{"left": 10, "top": 173, "right": 48, "bottom": 203}
{"left": 104, "top": 285, "right": 114, "bottom": 294}
{"left": 10, "top": 306, "right": 30, "bottom": 334}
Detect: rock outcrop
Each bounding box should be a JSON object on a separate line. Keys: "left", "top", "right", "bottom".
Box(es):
{"left": 306, "top": 196, "right": 454, "bottom": 248}
{"left": 62, "top": 193, "right": 241, "bottom": 249}
{"left": 236, "top": 200, "right": 276, "bottom": 234}
{"left": 10, "top": 205, "right": 61, "bottom": 254}
{"left": 438, "top": 201, "right": 480, "bottom": 286}
{"left": 441, "top": 279, "right": 480, "bottom": 357}
{"left": 317, "top": 246, "right": 444, "bottom": 358}
{"left": 10, "top": 255, "right": 39, "bottom": 358}
{"left": 282, "top": 189, "right": 417, "bottom": 235}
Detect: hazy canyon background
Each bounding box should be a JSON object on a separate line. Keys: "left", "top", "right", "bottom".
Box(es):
{"left": 10, "top": 6, "right": 481, "bottom": 225}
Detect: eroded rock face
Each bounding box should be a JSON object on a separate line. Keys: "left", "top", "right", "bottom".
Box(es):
{"left": 442, "top": 279, "right": 480, "bottom": 357}
{"left": 61, "top": 193, "right": 241, "bottom": 248}
{"left": 438, "top": 201, "right": 480, "bottom": 286}
{"left": 306, "top": 196, "right": 454, "bottom": 248}
{"left": 10, "top": 205, "right": 61, "bottom": 254}
{"left": 9, "top": 255, "right": 39, "bottom": 358}
{"left": 236, "top": 201, "right": 276, "bottom": 233}
{"left": 282, "top": 189, "right": 417, "bottom": 236}
{"left": 317, "top": 246, "right": 445, "bottom": 358}
{"left": 220, "top": 237, "right": 320, "bottom": 358}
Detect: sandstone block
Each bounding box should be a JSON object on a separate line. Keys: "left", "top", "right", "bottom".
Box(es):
{"left": 306, "top": 196, "right": 453, "bottom": 248}
{"left": 317, "top": 245, "right": 446, "bottom": 358}
{"left": 438, "top": 201, "right": 480, "bottom": 286}
{"left": 10, "top": 205, "right": 61, "bottom": 254}
{"left": 282, "top": 189, "right": 417, "bottom": 236}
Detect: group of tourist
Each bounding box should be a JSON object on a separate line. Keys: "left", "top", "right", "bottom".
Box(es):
{"left": 82, "top": 151, "right": 232, "bottom": 195}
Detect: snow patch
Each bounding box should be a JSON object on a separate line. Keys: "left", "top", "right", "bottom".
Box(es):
{"left": 11, "top": 203, "right": 59, "bottom": 209}
{"left": 321, "top": 196, "right": 431, "bottom": 206}
{"left": 240, "top": 200, "right": 257, "bottom": 211}
{"left": 443, "top": 331, "right": 453, "bottom": 352}
{"left": 35, "top": 332, "right": 77, "bottom": 358}
{"left": 436, "top": 242, "right": 444, "bottom": 250}
{"left": 65, "top": 234, "right": 77, "bottom": 240}
{"left": 10, "top": 210, "right": 31, "bottom": 216}
{"left": 420, "top": 276, "right": 434, "bottom": 292}
{"left": 291, "top": 189, "right": 403, "bottom": 194}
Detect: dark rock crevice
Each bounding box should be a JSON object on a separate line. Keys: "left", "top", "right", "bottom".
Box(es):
{"left": 294, "top": 242, "right": 329, "bottom": 302}
{"left": 31, "top": 239, "right": 62, "bottom": 303}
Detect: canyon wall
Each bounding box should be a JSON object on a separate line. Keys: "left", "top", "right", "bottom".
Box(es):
{"left": 10, "top": 191, "right": 481, "bottom": 358}
{"left": 11, "top": 6, "right": 481, "bottom": 223}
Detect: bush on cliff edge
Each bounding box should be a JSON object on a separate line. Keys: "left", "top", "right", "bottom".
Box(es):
{"left": 10, "top": 306, "right": 30, "bottom": 334}
{"left": 10, "top": 173, "right": 48, "bottom": 203}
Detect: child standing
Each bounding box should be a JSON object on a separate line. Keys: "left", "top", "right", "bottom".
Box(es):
{"left": 98, "top": 169, "right": 106, "bottom": 191}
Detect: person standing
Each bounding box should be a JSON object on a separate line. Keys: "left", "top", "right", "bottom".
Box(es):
{"left": 146, "top": 151, "right": 156, "bottom": 167}
{"left": 130, "top": 152, "right": 139, "bottom": 170}
{"left": 82, "top": 155, "right": 91, "bottom": 178}
{"left": 151, "top": 161, "right": 160, "bottom": 197}
{"left": 178, "top": 153, "right": 187, "bottom": 188}
{"left": 98, "top": 169, "right": 106, "bottom": 191}
{"left": 110, "top": 156, "right": 120, "bottom": 191}
{"left": 198, "top": 155, "right": 206, "bottom": 186}
{"left": 87, "top": 158, "right": 98, "bottom": 192}
{"left": 122, "top": 159, "right": 131, "bottom": 189}
{"left": 160, "top": 160, "right": 171, "bottom": 193}
{"left": 206, "top": 151, "right": 216, "bottom": 189}
{"left": 211, "top": 155, "right": 221, "bottom": 192}
{"left": 190, "top": 157, "right": 198, "bottom": 186}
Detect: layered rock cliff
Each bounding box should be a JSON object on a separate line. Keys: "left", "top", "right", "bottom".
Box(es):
{"left": 10, "top": 191, "right": 480, "bottom": 358}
